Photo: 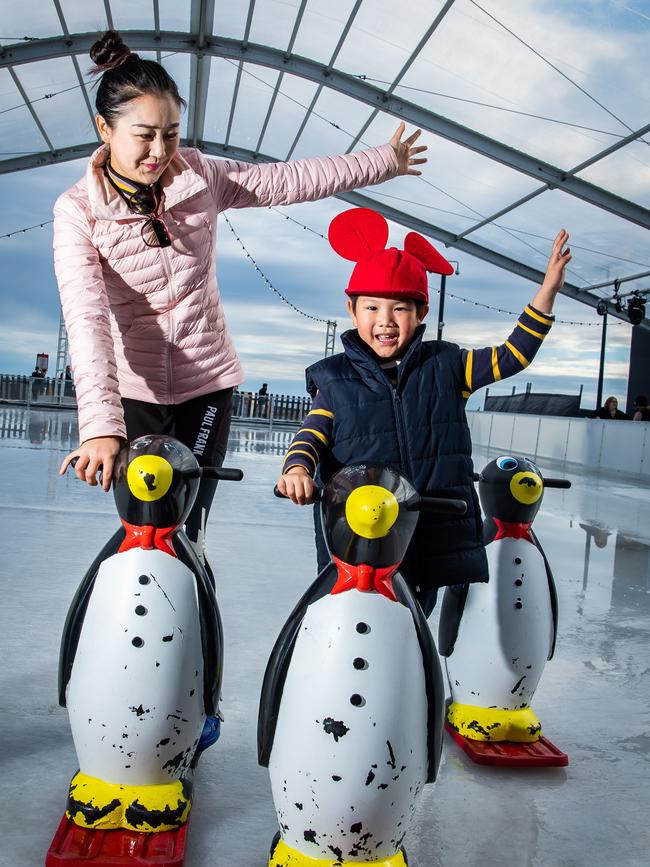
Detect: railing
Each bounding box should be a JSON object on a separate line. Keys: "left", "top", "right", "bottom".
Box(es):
{"left": 232, "top": 391, "right": 311, "bottom": 426}
{"left": 0, "top": 374, "right": 311, "bottom": 426}
{"left": 468, "top": 409, "right": 650, "bottom": 481}
{"left": 0, "top": 374, "right": 76, "bottom": 407}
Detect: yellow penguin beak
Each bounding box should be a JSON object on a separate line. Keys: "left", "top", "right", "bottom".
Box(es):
{"left": 509, "top": 471, "right": 543, "bottom": 505}
{"left": 345, "top": 485, "right": 399, "bottom": 539}
{"left": 126, "top": 455, "right": 174, "bottom": 502}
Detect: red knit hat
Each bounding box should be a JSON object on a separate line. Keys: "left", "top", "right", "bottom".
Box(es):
{"left": 328, "top": 207, "right": 454, "bottom": 304}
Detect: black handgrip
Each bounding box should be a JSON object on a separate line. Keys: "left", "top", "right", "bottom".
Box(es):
{"left": 472, "top": 472, "right": 480, "bottom": 482}
{"left": 404, "top": 494, "right": 467, "bottom": 515}
{"left": 543, "top": 478, "right": 571, "bottom": 489}
{"left": 198, "top": 467, "right": 243, "bottom": 481}
{"left": 273, "top": 484, "right": 322, "bottom": 501}
{"left": 68, "top": 456, "right": 104, "bottom": 484}
{"left": 417, "top": 496, "right": 468, "bottom": 515}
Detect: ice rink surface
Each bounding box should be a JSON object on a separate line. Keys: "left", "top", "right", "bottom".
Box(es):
{"left": 1, "top": 407, "right": 648, "bottom": 867}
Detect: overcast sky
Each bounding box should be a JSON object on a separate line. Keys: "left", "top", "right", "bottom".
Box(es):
{"left": 1, "top": 0, "right": 648, "bottom": 410}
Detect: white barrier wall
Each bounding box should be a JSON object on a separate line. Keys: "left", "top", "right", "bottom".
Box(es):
{"left": 467, "top": 411, "right": 650, "bottom": 482}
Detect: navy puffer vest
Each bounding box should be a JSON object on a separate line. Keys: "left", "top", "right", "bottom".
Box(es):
{"left": 306, "top": 326, "right": 488, "bottom": 589}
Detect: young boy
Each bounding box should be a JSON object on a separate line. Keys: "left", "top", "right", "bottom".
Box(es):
{"left": 277, "top": 207, "right": 571, "bottom": 616}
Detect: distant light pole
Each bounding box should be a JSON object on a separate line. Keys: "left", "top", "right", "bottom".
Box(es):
{"left": 324, "top": 319, "right": 337, "bottom": 357}
{"left": 437, "top": 260, "right": 459, "bottom": 342}
{"left": 595, "top": 306, "right": 608, "bottom": 410}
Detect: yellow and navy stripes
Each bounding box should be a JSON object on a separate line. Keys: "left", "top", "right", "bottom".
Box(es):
{"left": 282, "top": 400, "right": 334, "bottom": 476}
{"left": 461, "top": 304, "right": 553, "bottom": 399}
{"left": 284, "top": 304, "right": 554, "bottom": 476}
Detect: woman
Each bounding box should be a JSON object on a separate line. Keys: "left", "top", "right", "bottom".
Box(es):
{"left": 55, "top": 30, "right": 427, "bottom": 562}
{"left": 588, "top": 396, "right": 629, "bottom": 420}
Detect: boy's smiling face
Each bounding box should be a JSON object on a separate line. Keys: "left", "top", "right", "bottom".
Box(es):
{"left": 348, "top": 295, "right": 428, "bottom": 359}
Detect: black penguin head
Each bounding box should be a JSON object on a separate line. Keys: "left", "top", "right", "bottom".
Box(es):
{"left": 478, "top": 455, "right": 544, "bottom": 523}
{"left": 321, "top": 464, "right": 419, "bottom": 567}
{"left": 112, "top": 435, "right": 200, "bottom": 528}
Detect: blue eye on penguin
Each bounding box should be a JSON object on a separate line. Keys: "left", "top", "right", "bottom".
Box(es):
{"left": 259, "top": 464, "right": 465, "bottom": 867}
{"left": 438, "top": 455, "right": 570, "bottom": 766}
{"left": 48, "top": 435, "right": 242, "bottom": 862}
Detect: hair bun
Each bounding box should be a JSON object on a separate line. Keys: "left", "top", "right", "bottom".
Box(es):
{"left": 90, "top": 30, "right": 136, "bottom": 72}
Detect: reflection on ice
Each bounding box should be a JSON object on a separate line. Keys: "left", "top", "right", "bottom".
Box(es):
{"left": 0, "top": 407, "right": 648, "bottom": 866}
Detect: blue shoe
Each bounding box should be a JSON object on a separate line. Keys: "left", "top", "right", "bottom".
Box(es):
{"left": 198, "top": 714, "right": 222, "bottom": 751}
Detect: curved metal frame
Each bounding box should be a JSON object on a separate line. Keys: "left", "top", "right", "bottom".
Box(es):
{"left": 0, "top": 18, "right": 648, "bottom": 328}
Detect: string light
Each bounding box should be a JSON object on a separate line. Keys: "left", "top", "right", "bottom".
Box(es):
{"left": 1, "top": 219, "right": 53, "bottom": 239}
{"left": 0, "top": 207, "right": 626, "bottom": 328}
{"left": 223, "top": 213, "right": 330, "bottom": 324}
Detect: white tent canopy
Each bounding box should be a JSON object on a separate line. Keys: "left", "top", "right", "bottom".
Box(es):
{"left": 1, "top": 0, "right": 648, "bottom": 327}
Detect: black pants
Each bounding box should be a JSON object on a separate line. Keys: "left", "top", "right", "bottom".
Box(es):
{"left": 313, "top": 504, "right": 438, "bottom": 617}
{"left": 122, "top": 389, "right": 233, "bottom": 552}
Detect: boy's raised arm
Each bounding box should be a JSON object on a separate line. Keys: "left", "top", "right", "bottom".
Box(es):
{"left": 530, "top": 229, "right": 571, "bottom": 314}
{"left": 461, "top": 230, "right": 571, "bottom": 397}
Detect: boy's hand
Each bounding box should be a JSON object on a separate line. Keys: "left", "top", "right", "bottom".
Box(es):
{"left": 532, "top": 229, "right": 571, "bottom": 313}
{"left": 389, "top": 122, "right": 428, "bottom": 176}
{"left": 277, "top": 468, "right": 315, "bottom": 505}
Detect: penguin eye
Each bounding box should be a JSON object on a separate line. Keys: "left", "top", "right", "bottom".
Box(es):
{"left": 497, "top": 456, "right": 518, "bottom": 471}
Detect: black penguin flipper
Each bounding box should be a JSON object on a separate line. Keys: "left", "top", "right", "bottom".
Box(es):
{"left": 58, "top": 527, "right": 125, "bottom": 707}
{"left": 530, "top": 528, "right": 558, "bottom": 659}
{"left": 175, "top": 534, "right": 223, "bottom": 716}
{"left": 438, "top": 583, "right": 469, "bottom": 657}
{"left": 393, "top": 573, "right": 444, "bottom": 784}
{"left": 257, "top": 562, "right": 338, "bottom": 767}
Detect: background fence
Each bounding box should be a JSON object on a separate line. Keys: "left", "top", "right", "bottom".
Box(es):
{"left": 0, "top": 374, "right": 311, "bottom": 426}
{"left": 468, "top": 409, "right": 650, "bottom": 481}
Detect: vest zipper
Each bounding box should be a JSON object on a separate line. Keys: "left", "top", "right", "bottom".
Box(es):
{"left": 391, "top": 388, "right": 414, "bottom": 482}
{"left": 159, "top": 240, "right": 174, "bottom": 401}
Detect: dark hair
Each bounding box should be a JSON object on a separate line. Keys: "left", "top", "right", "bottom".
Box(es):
{"left": 90, "top": 30, "right": 185, "bottom": 126}
{"left": 635, "top": 394, "right": 648, "bottom": 406}
{"left": 349, "top": 295, "right": 425, "bottom": 314}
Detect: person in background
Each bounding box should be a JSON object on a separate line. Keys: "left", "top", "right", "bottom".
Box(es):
{"left": 258, "top": 383, "right": 269, "bottom": 418}
{"left": 30, "top": 366, "right": 44, "bottom": 401}
{"left": 632, "top": 394, "right": 650, "bottom": 421}
{"left": 588, "top": 396, "right": 629, "bottom": 420}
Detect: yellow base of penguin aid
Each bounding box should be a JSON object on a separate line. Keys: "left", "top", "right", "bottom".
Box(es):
{"left": 269, "top": 836, "right": 408, "bottom": 867}
{"left": 66, "top": 770, "right": 192, "bottom": 832}
{"left": 447, "top": 701, "right": 542, "bottom": 742}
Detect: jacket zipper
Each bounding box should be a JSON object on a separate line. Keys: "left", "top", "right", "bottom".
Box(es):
{"left": 391, "top": 388, "right": 414, "bottom": 482}
{"left": 159, "top": 238, "right": 174, "bottom": 401}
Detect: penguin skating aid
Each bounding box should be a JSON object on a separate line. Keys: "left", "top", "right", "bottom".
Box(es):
{"left": 259, "top": 465, "right": 466, "bottom": 866}
{"left": 46, "top": 436, "right": 242, "bottom": 866}
{"left": 439, "top": 455, "right": 570, "bottom": 767}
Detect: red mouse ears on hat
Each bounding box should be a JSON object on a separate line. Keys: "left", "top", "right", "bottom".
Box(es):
{"left": 328, "top": 207, "right": 454, "bottom": 276}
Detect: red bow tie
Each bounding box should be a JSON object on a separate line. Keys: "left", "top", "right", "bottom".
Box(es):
{"left": 331, "top": 557, "right": 399, "bottom": 601}
{"left": 119, "top": 520, "right": 178, "bottom": 557}
{"left": 493, "top": 518, "right": 533, "bottom": 543}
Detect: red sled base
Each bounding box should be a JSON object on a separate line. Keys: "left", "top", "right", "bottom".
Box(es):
{"left": 45, "top": 815, "right": 189, "bottom": 867}
{"left": 445, "top": 722, "right": 569, "bottom": 767}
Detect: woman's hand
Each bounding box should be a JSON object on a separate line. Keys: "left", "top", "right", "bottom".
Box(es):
{"left": 60, "top": 436, "right": 123, "bottom": 492}
{"left": 276, "top": 468, "right": 315, "bottom": 505}
{"left": 390, "top": 122, "right": 428, "bottom": 176}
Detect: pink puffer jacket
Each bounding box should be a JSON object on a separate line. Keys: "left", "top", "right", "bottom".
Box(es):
{"left": 53, "top": 144, "right": 399, "bottom": 443}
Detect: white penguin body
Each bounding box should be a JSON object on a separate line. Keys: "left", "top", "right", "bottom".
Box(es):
{"left": 268, "top": 590, "right": 428, "bottom": 862}
{"left": 446, "top": 537, "right": 553, "bottom": 709}
{"left": 67, "top": 547, "right": 205, "bottom": 785}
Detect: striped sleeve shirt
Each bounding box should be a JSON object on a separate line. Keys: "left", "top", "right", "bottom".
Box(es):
{"left": 459, "top": 304, "right": 554, "bottom": 399}
{"left": 282, "top": 304, "right": 554, "bottom": 477}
